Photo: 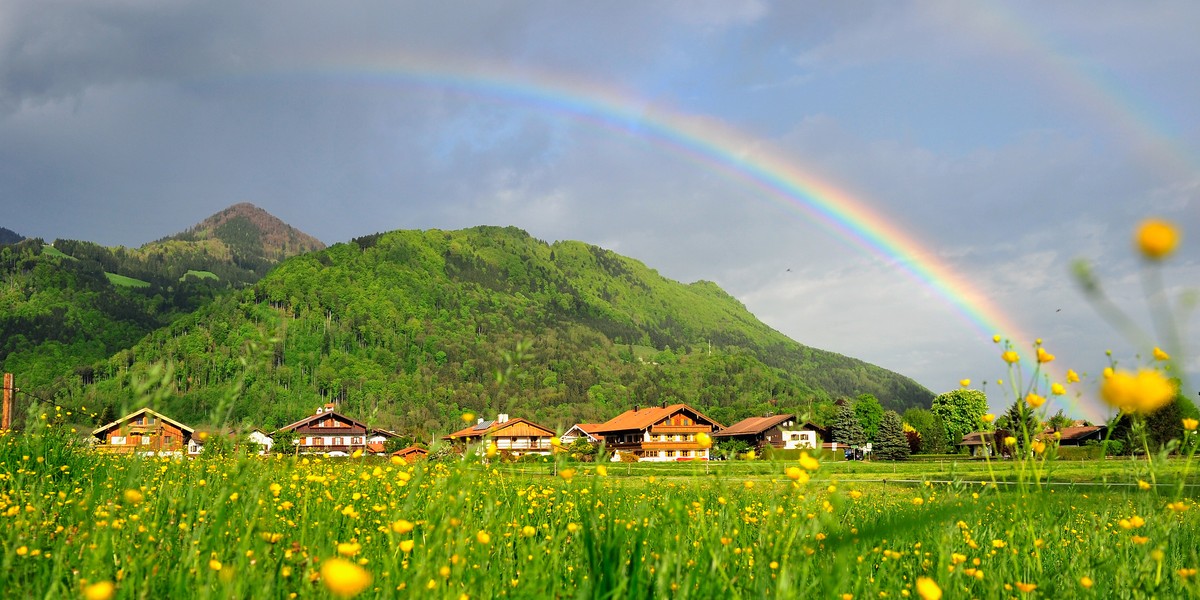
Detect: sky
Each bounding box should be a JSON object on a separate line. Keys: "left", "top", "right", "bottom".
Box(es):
{"left": 2, "top": 1, "right": 1197, "bottom": 420}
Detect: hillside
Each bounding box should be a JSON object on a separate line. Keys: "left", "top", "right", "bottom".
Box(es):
{"left": 0, "top": 204, "right": 323, "bottom": 389}
{"left": 67, "top": 226, "right": 932, "bottom": 436}
{"left": 0, "top": 226, "right": 24, "bottom": 245}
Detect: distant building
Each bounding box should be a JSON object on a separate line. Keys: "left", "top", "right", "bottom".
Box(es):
{"left": 560, "top": 423, "right": 604, "bottom": 445}
{"left": 275, "top": 404, "right": 369, "bottom": 456}
{"left": 444, "top": 414, "right": 557, "bottom": 457}
{"left": 713, "top": 414, "right": 828, "bottom": 451}
{"left": 591, "top": 403, "right": 722, "bottom": 462}
{"left": 92, "top": 408, "right": 202, "bottom": 457}
{"left": 392, "top": 445, "right": 429, "bottom": 462}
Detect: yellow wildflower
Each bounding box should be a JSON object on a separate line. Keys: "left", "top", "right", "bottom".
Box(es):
{"left": 1101, "top": 369, "right": 1177, "bottom": 414}
{"left": 1031, "top": 441, "right": 1046, "bottom": 455}
{"left": 1183, "top": 419, "right": 1199, "bottom": 431}
{"left": 1050, "top": 383, "right": 1066, "bottom": 396}
{"left": 122, "top": 489, "right": 144, "bottom": 505}
{"left": 696, "top": 432, "right": 712, "bottom": 449}
{"left": 785, "top": 466, "right": 809, "bottom": 484}
{"left": 959, "top": 379, "right": 971, "bottom": 387}
{"left": 1080, "top": 576, "right": 1093, "bottom": 589}
{"left": 522, "top": 525, "right": 537, "bottom": 537}
{"left": 337, "top": 542, "right": 360, "bottom": 557}
{"left": 320, "top": 558, "right": 372, "bottom": 598}
{"left": 982, "top": 413, "right": 995, "bottom": 424}
{"left": 485, "top": 442, "right": 497, "bottom": 458}
{"left": 559, "top": 468, "right": 576, "bottom": 481}
{"left": 1066, "top": 369, "right": 1080, "bottom": 383}
{"left": 83, "top": 582, "right": 115, "bottom": 600}
{"left": 1136, "top": 218, "right": 1180, "bottom": 260}
{"left": 476, "top": 531, "right": 491, "bottom": 545}
{"left": 992, "top": 334, "right": 1002, "bottom": 343}
{"left": 1004, "top": 437, "right": 1017, "bottom": 447}
{"left": 799, "top": 452, "right": 820, "bottom": 472}
{"left": 595, "top": 465, "right": 607, "bottom": 477}
{"left": 1002, "top": 351, "right": 1020, "bottom": 364}
{"left": 399, "top": 540, "right": 415, "bottom": 553}
{"left": 1153, "top": 347, "right": 1171, "bottom": 361}
{"left": 208, "top": 559, "right": 223, "bottom": 571}
{"left": 1036, "top": 347, "right": 1055, "bottom": 363}
{"left": 1014, "top": 582, "right": 1037, "bottom": 593}
{"left": 461, "top": 412, "right": 475, "bottom": 423}
{"left": 1138, "top": 480, "right": 1152, "bottom": 491}
{"left": 391, "top": 519, "right": 414, "bottom": 534}
{"left": 916, "top": 577, "right": 942, "bottom": 600}
{"left": 1025, "top": 393, "right": 1046, "bottom": 409}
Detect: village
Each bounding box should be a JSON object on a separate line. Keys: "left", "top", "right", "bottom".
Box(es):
{"left": 87, "top": 400, "right": 1106, "bottom": 462}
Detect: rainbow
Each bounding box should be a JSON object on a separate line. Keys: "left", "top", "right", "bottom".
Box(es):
{"left": 222, "top": 52, "right": 1110, "bottom": 421}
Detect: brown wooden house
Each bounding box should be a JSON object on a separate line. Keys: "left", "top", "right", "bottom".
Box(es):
{"left": 92, "top": 408, "right": 201, "bottom": 456}
{"left": 444, "top": 414, "right": 556, "bottom": 457}
{"left": 713, "top": 414, "right": 827, "bottom": 451}
{"left": 392, "top": 445, "right": 429, "bottom": 462}
{"left": 275, "top": 404, "right": 370, "bottom": 455}
{"left": 591, "top": 403, "right": 722, "bottom": 462}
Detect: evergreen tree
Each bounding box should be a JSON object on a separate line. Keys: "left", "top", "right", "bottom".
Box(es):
{"left": 875, "top": 410, "right": 910, "bottom": 460}
{"left": 903, "top": 408, "right": 948, "bottom": 454}
{"left": 833, "top": 403, "right": 866, "bottom": 447}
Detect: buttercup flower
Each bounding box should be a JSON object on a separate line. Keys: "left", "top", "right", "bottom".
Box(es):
{"left": 1002, "top": 351, "right": 1020, "bottom": 364}
{"left": 1025, "top": 393, "right": 1046, "bottom": 409}
{"left": 83, "top": 582, "right": 115, "bottom": 600}
{"left": 1066, "top": 369, "right": 1080, "bottom": 383}
{"left": 1050, "top": 383, "right": 1066, "bottom": 396}
{"left": 799, "top": 452, "right": 820, "bottom": 472}
{"left": 1183, "top": 418, "right": 1199, "bottom": 431}
{"left": 696, "top": 432, "right": 712, "bottom": 449}
{"left": 320, "top": 558, "right": 372, "bottom": 598}
{"left": 1036, "top": 347, "right": 1055, "bottom": 363}
{"left": 960, "top": 379, "right": 971, "bottom": 387}
{"left": 982, "top": 414, "right": 995, "bottom": 424}
{"left": 1153, "top": 347, "right": 1171, "bottom": 361}
{"left": 1136, "top": 218, "right": 1180, "bottom": 260}
{"left": 916, "top": 577, "right": 942, "bottom": 600}
{"left": 1101, "top": 369, "right": 1177, "bottom": 414}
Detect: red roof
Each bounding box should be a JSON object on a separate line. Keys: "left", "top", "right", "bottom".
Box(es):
{"left": 592, "top": 403, "right": 723, "bottom": 433}
{"left": 713, "top": 414, "right": 797, "bottom": 437}
{"left": 444, "top": 417, "right": 556, "bottom": 440}
{"left": 276, "top": 408, "right": 369, "bottom": 433}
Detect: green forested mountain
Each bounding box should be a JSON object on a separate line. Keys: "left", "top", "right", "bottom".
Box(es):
{"left": 62, "top": 226, "right": 932, "bottom": 437}
{"left": 0, "top": 204, "right": 323, "bottom": 391}
{"left": 0, "top": 227, "right": 23, "bottom": 245}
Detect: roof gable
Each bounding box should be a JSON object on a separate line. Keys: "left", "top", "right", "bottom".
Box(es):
{"left": 91, "top": 407, "right": 195, "bottom": 437}
{"left": 276, "top": 409, "right": 369, "bottom": 433}
{"left": 445, "top": 417, "right": 556, "bottom": 439}
{"left": 713, "top": 414, "right": 797, "bottom": 437}
{"left": 593, "top": 403, "right": 723, "bottom": 433}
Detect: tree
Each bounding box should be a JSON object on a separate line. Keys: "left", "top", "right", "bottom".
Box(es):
{"left": 902, "top": 423, "right": 922, "bottom": 454}
{"left": 833, "top": 403, "right": 866, "bottom": 447}
{"left": 1046, "top": 409, "right": 1074, "bottom": 432}
{"left": 930, "top": 389, "right": 988, "bottom": 450}
{"left": 271, "top": 429, "right": 298, "bottom": 453}
{"left": 874, "top": 411, "right": 910, "bottom": 460}
{"left": 854, "top": 394, "right": 884, "bottom": 442}
{"left": 713, "top": 439, "right": 750, "bottom": 460}
{"left": 996, "top": 401, "right": 1040, "bottom": 448}
{"left": 903, "top": 408, "right": 948, "bottom": 454}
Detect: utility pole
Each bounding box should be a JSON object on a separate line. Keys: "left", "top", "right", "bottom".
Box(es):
{"left": 2, "top": 373, "right": 12, "bottom": 430}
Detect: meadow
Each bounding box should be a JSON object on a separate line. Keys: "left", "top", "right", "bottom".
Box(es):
{"left": 3, "top": 422, "right": 1198, "bottom": 599}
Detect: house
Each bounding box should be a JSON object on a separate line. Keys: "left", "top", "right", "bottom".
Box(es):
{"left": 713, "top": 414, "right": 828, "bottom": 450}
{"left": 560, "top": 423, "right": 604, "bottom": 445}
{"left": 444, "top": 414, "right": 557, "bottom": 457}
{"left": 1041, "top": 425, "right": 1106, "bottom": 446}
{"left": 591, "top": 403, "right": 722, "bottom": 462}
{"left": 92, "top": 408, "right": 201, "bottom": 456}
{"left": 368, "top": 428, "right": 399, "bottom": 454}
{"left": 275, "top": 403, "right": 370, "bottom": 456}
{"left": 248, "top": 428, "right": 274, "bottom": 454}
{"left": 392, "top": 445, "right": 429, "bottom": 462}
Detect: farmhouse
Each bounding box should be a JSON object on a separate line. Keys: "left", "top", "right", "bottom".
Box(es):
{"left": 560, "top": 423, "right": 604, "bottom": 445}
{"left": 1041, "top": 424, "right": 1106, "bottom": 446}
{"left": 92, "top": 407, "right": 202, "bottom": 456}
{"left": 367, "top": 428, "right": 400, "bottom": 454}
{"left": 275, "top": 404, "right": 370, "bottom": 456}
{"left": 713, "top": 414, "right": 827, "bottom": 451}
{"left": 591, "top": 403, "right": 722, "bottom": 462}
{"left": 392, "top": 445, "right": 429, "bottom": 462}
{"left": 444, "top": 414, "right": 557, "bottom": 457}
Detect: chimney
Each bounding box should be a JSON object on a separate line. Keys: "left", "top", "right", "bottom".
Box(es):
{"left": 477, "top": 418, "right": 484, "bottom": 424}
{"left": 498, "top": 413, "right": 509, "bottom": 423}
{"left": 634, "top": 405, "right": 639, "bottom": 412}
{"left": 315, "top": 406, "right": 324, "bottom": 414}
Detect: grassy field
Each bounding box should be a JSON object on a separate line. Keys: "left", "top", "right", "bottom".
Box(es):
{"left": 103, "top": 272, "right": 152, "bottom": 288}
{"left": 181, "top": 270, "right": 220, "bottom": 281}
{"left": 3, "top": 422, "right": 1198, "bottom": 599}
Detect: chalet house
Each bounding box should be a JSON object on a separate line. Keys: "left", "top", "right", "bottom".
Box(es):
{"left": 248, "top": 429, "right": 274, "bottom": 454}
{"left": 92, "top": 408, "right": 201, "bottom": 456}
{"left": 444, "top": 414, "right": 556, "bottom": 457}
{"left": 713, "top": 414, "right": 827, "bottom": 451}
{"left": 275, "top": 404, "right": 370, "bottom": 456}
{"left": 560, "top": 423, "right": 604, "bottom": 445}
{"left": 1040, "top": 425, "right": 1106, "bottom": 446}
{"left": 591, "top": 403, "right": 722, "bottom": 462}
{"left": 368, "top": 428, "right": 399, "bottom": 454}
{"left": 392, "top": 445, "right": 429, "bottom": 462}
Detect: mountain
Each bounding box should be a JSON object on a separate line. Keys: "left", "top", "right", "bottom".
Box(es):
{"left": 0, "top": 204, "right": 323, "bottom": 390}
{"left": 0, "top": 226, "right": 24, "bottom": 245}
{"left": 156, "top": 202, "right": 326, "bottom": 266}
{"left": 67, "top": 226, "right": 933, "bottom": 436}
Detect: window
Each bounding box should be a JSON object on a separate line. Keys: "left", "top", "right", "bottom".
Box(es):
{"left": 111, "top": 436, "right": 126, "bottom": 445}
{"left": 351, "top": 437, "right": 363, "bottom": 445}
{"left": 164, "top": 436, "right": 173, "bottom": 446}
{"left": 142, "top": 436, "right": 152, "bottom": 445}
{"left": 333, "top": 437, "right": 343, "bottom": 446}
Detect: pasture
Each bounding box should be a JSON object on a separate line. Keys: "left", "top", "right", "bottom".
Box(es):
{"left": 3, "top": 425, "right": 1198, "bottom": 599}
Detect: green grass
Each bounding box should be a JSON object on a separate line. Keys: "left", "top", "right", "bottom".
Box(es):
{"left": 4, "top": 422, "right": 1199, "bottom": 599}
{"left": 41, "top": 245, "right": 77, "bottom": 260}
{"left": 104, "top": 272, "right": 152, "bottom": 288}
{"left": 181, "top": 270, "right": 219, "bottom": 282}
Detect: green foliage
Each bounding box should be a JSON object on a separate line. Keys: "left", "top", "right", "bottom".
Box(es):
{"left": 271, "top": 429, "right": 298, "bottom": 453}
{"left": 996, "top": 401, "right": 1040, "bottom": 448}
{"left": 853, "top": 393, "right": 884, "bottom": 441}
{"left": 903, "top": 408, "right": 948, "bottom": 454}
{"left": 713, "top": 439, "right": 750, "bottom": 460}
{"left": 833, "top": 403, "right": 866, "bottom": 447}
{"left": 874, "top": 410, "right": 910, "bottom": 460}
{"left": 930, "top": 389, "right": 988, "bottom": 450}
{"left": 1046, "top": 409, "right": 1074, "bottom": 431}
